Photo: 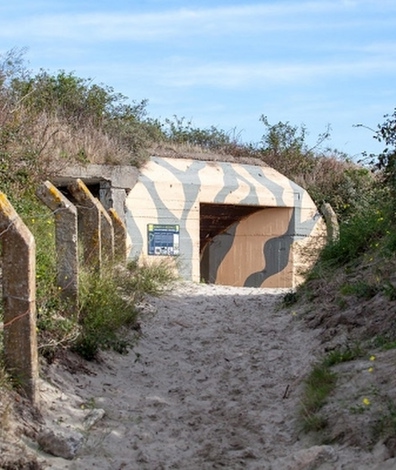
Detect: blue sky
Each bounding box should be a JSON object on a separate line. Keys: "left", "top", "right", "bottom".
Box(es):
{"left": 1, "top": 0, "right": 396, "bottom": 159}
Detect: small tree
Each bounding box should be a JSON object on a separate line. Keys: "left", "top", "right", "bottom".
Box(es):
{"left": 162, "top": 115, "right": 234, "bottom": 149}
{"left": 373, "top": 108, "right": 396, "bottom": 204}
{"left": 258, "top": 115, "right": 322, "bottom": 179}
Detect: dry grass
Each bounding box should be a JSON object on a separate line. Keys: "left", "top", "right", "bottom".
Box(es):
{"left": 9, "top": 111, "right": 144, "bottom": 174}
{"left": 0, "top": 107, "right": 151, "bottom": 187}
{"left": 148, "top": 141, "right": 267, "bottom": 166}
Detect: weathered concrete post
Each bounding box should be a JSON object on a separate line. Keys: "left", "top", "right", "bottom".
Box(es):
{"left": 321, "top": 202, "right": 340, "bottom": 243}
{"left": 68, "top": 179, "right": 114, "bottom": 269}
{"left": 108, "top": 208, "right": 128, "bottom": 263}
{"left": 36, "top": 181, "right": 79, "bottom": 310}
{"left": 0, "top": 193, "right": 38, "bottom": 405}
{"left": 100, "top": 205, "right": 114, "bottom": 264}
{"left": 68, "top": 179, "right": 101, "bottom": 270}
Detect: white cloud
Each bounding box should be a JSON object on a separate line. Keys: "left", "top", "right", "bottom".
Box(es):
{"left": 0, "top": 1, "right": 388, "bottom": 43}
{"left": 0, "top": 0, "right": 394, "bottom": 158}
{"left": 145, "top": 56, "right": 396, "bottom": 89}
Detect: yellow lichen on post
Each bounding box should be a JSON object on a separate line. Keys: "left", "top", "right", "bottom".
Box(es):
{"left": 47, "top": 182, "right": 64, "bottom": 204}
{"left": 108, "top": 207, "right": 123, "bottom": 225}
{"left": 0, "top": 192, "right": 17, "bottom": 220}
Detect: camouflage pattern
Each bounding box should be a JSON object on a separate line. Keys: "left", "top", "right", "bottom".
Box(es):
{"left": 125, "top": 156, "right": 326, "bottom": 288}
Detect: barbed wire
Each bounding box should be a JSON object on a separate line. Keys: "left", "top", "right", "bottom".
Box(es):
{"left": 0, "top": 216, "right": 18, "bottom": 237}
{"left": 0, "top": 308, "right": 30, "bottom": 330}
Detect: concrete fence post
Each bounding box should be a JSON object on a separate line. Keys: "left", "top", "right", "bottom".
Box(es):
{"left": 36, "top": 181, "right": 79, "bottom": 311}
{"left": 108, "top": 208, "right": 128, "bottom": 263}
{"left": 0, "top": 193, "right": 39, "bottom": 405}
{"left": 68, "top": 179, "right": 101, "bottom": 270}
{"left": 100, "top": 205, "right": 114, "bottom": 264}
{"left": 68, "top": 179, "right": 114, "bottom": 270}
{"left": 321, "top": 202, "right": 340, "bottom": 243}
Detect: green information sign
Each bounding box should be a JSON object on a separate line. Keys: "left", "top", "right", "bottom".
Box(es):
{"left": 147, "top": 224, "right": 180, "bottom": 256}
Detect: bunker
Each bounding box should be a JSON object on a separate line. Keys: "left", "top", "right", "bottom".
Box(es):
{"left": 125, "top": 156, "right": 326, "bottom": 288}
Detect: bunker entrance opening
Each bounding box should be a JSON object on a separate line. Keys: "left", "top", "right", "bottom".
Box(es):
{"left": 200, "top": 202, "right": 264, "bottom": 284}
{"left": 200, "top": 203, "right": 263, "bottom": 253}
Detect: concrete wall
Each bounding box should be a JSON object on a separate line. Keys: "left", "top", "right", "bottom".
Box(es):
{"left": 125, "top": 156, "right": 326, "bottom": 288}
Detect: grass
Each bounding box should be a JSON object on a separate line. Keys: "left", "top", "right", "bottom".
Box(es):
{"left": 322, "top": 345, "right": 363, "bottom": 367}
{"left": 299, "top": 361, "right": 337, "bottom": 433}
{"left": 122, "top": 257, "right": 179, "bottom": 298}
{"left": 298, "top": 346, "right": 364, "bottom": 434}
{"left": 339, "top": 281, "right": 380, "bottom": 300}
{"left": 372, "top": 398, "right": 396, "bottom": 443}
{"left": 282, "top": 291, "right": 299, "bottom": 307}
{"left": 370, "top": 334, "right": 396, "bottom": 351}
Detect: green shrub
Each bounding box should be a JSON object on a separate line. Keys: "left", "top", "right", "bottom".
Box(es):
{"left": 319, "top": 206, "right": 389, "bottom": 267}
{"left": 74, "top": 258, "right": 177, "bottom": 360}
{"left": 162, "top": 115, "right": 233, "bottom": 150}
{"left": 74, "top": 265, "right": 139, "bottom": 360}
{"left": 306, "top": 162, "right": 376, "bottom": 222}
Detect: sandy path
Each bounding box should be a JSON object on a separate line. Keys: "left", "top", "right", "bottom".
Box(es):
{"left": 37, "top": 282, "right": 376, "bottom": 469}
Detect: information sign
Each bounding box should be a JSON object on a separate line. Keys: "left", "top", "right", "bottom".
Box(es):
{"left": 147, "top": 224, "right": 180, "bottom": 256}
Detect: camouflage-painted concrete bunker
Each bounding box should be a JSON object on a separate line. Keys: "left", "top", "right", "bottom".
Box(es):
{"left": 126, "top": 156, "right": 326, "bottom": 288}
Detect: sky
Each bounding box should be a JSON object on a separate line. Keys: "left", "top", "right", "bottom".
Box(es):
{"left": 1, "top": 0, "right": 396, "bottom": 160}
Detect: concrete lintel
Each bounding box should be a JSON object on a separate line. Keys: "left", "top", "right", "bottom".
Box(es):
{"left": 52, "top": 164, "right": 139, "bottom": 225}
{"left": 53, "top": 164, "right": 139, "bottom": 190}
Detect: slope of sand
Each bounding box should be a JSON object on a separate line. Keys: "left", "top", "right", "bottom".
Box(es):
{"left": 36, "top": 282, "right": 384, "bottom": 469}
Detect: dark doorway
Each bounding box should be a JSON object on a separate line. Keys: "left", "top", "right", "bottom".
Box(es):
{"left": 200, "top": 203, "right": 264, "bottom": 283}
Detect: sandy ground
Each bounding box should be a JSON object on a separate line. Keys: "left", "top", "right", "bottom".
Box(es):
{"left": 34, "top": 282, "right": 386, "bottom": 469}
